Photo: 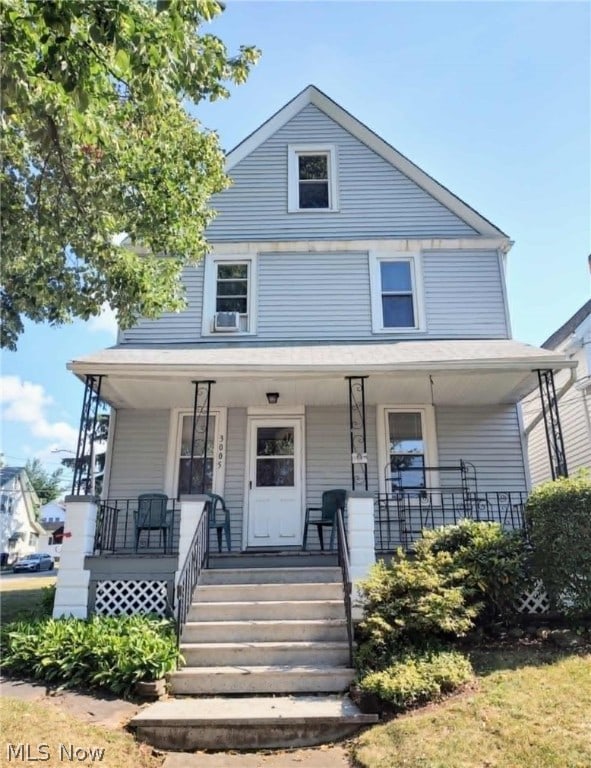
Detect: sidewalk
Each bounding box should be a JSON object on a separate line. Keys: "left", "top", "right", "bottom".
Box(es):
{"left": 0, "top": 677, "right": 356, "bottom": 767}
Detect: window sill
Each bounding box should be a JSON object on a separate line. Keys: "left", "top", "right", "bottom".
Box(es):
{"left": 287, "top": 207, "right": 340, "bottom": 214}
{"left": 372, "top": 327, "right": 425, "bottom": 334}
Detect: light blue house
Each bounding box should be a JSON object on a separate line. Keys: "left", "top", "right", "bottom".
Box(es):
{"left": 53, "top": 87, "right": 572, "bottom": 744}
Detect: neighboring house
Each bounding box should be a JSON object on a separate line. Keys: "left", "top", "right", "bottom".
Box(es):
{"left": 0, "top": 467, "right": 45, "bottom": 565}
{"left": 55, "top": 85, "right": 573, "bottom": 615}
{"left": 523, "top": 298, "right": 591, "bottom": 486}
{"left": 39, "top": 500, "right": 66, "bottom": 525}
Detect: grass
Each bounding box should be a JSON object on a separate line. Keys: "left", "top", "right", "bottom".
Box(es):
{"left": 0, "top": 696, "right": 163, "bottom": 768}
{"left": 352, "top": 647, "right": 591, "bottom": 768}
{"left": 0, "top": 577, "right": 55, "bottom": 623}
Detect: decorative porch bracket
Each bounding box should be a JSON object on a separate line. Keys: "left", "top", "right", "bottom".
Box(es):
{"left": 537, "top": 369, "right": 568, "bottom": 480}
{"left": 346, "top": 376, "right": 369, "bottom": 491}
{"left": 72, "top": 374, "right": 103, "bottom": 496}
{"left": 189, "top": 380, "right": 216, "bottom": 494}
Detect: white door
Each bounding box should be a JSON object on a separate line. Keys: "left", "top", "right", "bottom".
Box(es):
{"left": 247, "top": 419, "right": 303, "bottom": 547}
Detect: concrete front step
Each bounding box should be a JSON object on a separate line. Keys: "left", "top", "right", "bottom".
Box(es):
{"left": 182, "top": 618, "right": 347, "bottom": 643}
{"left": 169, "top": 664, "right": 355, "bottom": 695}
{"left": 196, "top": 582, "right": 343, "bottom": 602}
{"left": 200, "top": 566, "right": 342, "bottom": 585}
{"left": 180, "top": 640, "right": 350, "bottom": 667}
{"left": 130, "top": 695, "right": 377, "bottom": 750}
{"left": 187, "top": 599, "right": 346, "bottom": 622}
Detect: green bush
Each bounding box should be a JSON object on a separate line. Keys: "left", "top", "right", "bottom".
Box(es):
{"left": 358, "top": 649, "right": 473, "bottom": 712}
{"left": 39, "top": 585, "right": 56, "bottom": 616}
{"left": 356, "top": 551, "right": 477, "bottom": 671}
{"left": 1, "top": 614, "right": 180, "bottom": 696}
{"left": 415, "top": 520, "right": 527, "bottom": 623}
{"left": 526, "top": 471, "right": 591, "bottom": 615}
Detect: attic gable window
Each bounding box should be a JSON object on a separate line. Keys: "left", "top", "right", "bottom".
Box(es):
{"left": 288, "top": 145, "right": 338, "bottom": 212}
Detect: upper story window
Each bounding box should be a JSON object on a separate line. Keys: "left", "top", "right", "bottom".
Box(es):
{"left": 288, "top": 145, "right": 338, "bottom": 212}
{"left": 369, "top": 252, "right": 425, "bottom": 333}
{"left": 202, "top": 255, "right": 257, "bottom": 336}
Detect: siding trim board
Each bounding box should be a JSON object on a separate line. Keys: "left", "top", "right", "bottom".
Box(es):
{"left": 224, "top": 85, "right": 508, "bottom": 240}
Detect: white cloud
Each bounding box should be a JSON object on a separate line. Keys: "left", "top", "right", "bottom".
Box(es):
{"left": 1, "top": 376, "right": 78, "bottom": 451}
{"left": 88, "top": 304, "right": 118, "bottom": 337}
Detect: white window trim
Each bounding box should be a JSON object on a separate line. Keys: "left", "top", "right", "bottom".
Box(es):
{"left": 369, "top": 251, "right": 426, "bottom": 333}
{"left": 287, "top": 144, "right": 339, "bottom": 213}
{"left": 165, "top": 407, "right": 228, "bottom": 499}
{"left": 376, "top": 405, "right": 439, "bottom": 495}
{"left": 202, "top": 253, "right": 258, "bottom": 337}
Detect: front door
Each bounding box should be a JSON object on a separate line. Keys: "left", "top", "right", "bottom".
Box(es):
{"left": 247, "top": 419, "right": 303, "bottom": 547}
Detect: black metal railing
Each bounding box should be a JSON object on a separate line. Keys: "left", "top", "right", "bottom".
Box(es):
{"left": 175, "top": 505, "right": 209, "bottom": 645}
{"left": 336, "top": 507, "right": 354, "bottom": 667}
{"left": 376, "top": 490, "right": 528, "bottom": 552}
{"left": 93, "top": 498, "right": 180, "bottom": 554}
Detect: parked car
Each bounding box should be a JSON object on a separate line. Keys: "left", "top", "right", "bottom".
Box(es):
{"left": 12, "top": 553, "right": 54, "bottom": 572}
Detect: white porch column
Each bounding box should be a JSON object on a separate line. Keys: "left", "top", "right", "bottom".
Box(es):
{"left": 53, "top": 496, "right": 97, "bottom": 619}
{"left": 346, "top": 491, "right": 376, "bottom": 620}
{"left": 175, "top": 495, "right": 208, "bottom": 586}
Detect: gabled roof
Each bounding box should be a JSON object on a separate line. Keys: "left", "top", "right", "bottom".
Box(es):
{"left": 226, "top": 85, "right": 508, "bottom": 240}
{"left": 543, "top": 298, "right": 591, "bottom": 350}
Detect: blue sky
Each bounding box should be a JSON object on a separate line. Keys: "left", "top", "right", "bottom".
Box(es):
{"left": 1, "top": 1, "right": 589, "bottom": 484}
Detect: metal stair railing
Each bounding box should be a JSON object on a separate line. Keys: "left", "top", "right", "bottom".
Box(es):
{"left": 175, "top": 506, "right": 209, "bottom": 646}
{"left": 335, "top": 507, "right": 354, "bottom": 667}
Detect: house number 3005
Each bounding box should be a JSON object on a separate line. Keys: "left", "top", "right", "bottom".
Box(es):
{"left": 217, "top": 435, "right": 224, "bottom": 469}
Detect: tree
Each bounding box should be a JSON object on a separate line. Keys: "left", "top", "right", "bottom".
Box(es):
{"left": 60, "top": 412, "right": 110, "bottom": 495}
{"left": 25, "top": 458, "right": 65, "bottom": 506}
{"left": 1, "top": 0, "right": 260, "bottom": 349}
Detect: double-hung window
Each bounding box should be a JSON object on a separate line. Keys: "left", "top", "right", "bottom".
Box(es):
{"left": 202, "top": 255, "right": 256, "bottom": 335}
{"left": 288, "top": 145, "right": 338, "bottom": 212}
{"left": 387, "top": 411, "right": 426, "bottom": 493}
{"left": 370, "top": 252, "right": 424, "bottom": 332}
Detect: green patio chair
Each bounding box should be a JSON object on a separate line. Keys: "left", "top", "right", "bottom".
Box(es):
{"left": 206, "top": 493, "right": 232, "bottom": 553}
{"left": 134, "top": 493, "right": 173, "bottom": 552}
{"left": 302, "top": 489, "right": 347, "bottom": 551}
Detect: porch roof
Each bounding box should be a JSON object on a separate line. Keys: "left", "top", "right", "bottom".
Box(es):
{"left": 68, "top": 340, "right": 574, "bottom": 409}
{"left": 69, "top": 339, "right": 572, "bottom": 377}
{"left": 68, "top": 339, "right": 576, "bottom": 376}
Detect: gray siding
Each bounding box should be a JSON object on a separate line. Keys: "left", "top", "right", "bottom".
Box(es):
{"left": 119, "top": 265, "right": 204, "bottom": 345}
{"left": 121, "top": 249, "right": 508, "bottom": 344}
{"left": 423, "top": 250, "right": 508, "bottom": 338}
{"left": 106, "top": 410, "right": 170, "bottom": 498}
{"left": 207, "top": 104, "right": 477, "bottom": 242}
{"left": 436, "top": 405, "right": 527, "bottom": 492}
{"left": 223, "top": 408, "right": 247, "bottom": 551}
{"left": 258, "top": 252, "right": 371, "bottom": 340}
{"left": 305, "top": 406, "right": 378, "bottom": 508}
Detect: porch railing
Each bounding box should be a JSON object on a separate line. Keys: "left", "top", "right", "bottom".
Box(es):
{"left": 175, "top": 505, "right": 209, "bottom": 645}
{"left": 376, "top": 490, "right": 528, "bottom": 552}
{"left": 335, "top": 507, "right": 354, "bottom": 667}
{"left": 93, "top": 498, "right": 181, "bottom": 555}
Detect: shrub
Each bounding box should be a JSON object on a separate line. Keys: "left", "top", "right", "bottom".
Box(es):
{"left": 1, "top": 614, "right": 180, "bottom": 696}
{"left": 526, "top": 471, "right": 591, "bottom": 615}
{"left": 39, "top": 585, "right": 56, "bottom": 616}
{"left": 358, "top": 649, "right": 473, "bottom": 712}
{"left": 415, "top": 520, "right": 527, "bottom": 623}
{"left": 356, "top": 551, "right": 478, "bottom": 671}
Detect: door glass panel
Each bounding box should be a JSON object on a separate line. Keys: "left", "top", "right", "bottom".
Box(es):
{"left": 255, "top": 426, "right": 295, "bottom": 487}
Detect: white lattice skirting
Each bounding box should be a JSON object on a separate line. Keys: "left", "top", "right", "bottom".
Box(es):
{"left": 94, "top": 580, "right": 169, "bottom": 617}
{"left": 514, "top": 580, "right": 550, "bottom": 614}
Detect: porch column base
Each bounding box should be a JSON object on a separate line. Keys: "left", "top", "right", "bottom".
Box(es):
{"left": 346, "top": 492, "right": 376, "bottom": 620}
{"left": 53, "top": 496, "right": 97, "bottom": 619}
{"left": 175, "top": 496, "right": 209, "bottom": 587}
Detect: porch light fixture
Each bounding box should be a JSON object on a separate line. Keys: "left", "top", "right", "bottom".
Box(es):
{"left": 266, "top": 392, "right": 280, "bottom": 405}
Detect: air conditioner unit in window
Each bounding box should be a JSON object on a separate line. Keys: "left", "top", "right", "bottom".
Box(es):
{"left": 213, "top": 311, "right": 240, "bottom": 332}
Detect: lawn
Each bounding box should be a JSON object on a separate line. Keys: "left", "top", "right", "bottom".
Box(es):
{"left": 0, "top": 696, "right": 163, "bottom": 768}
{"left": 0, "top": 577, "right": 55, "bottom": 623}
{"left": 352, "top": 647, "right": 591, "bottom": 768}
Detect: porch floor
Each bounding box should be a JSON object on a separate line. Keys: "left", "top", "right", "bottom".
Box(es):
{"left": 208, "top": 551, "right": 339, "bottom": 569}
